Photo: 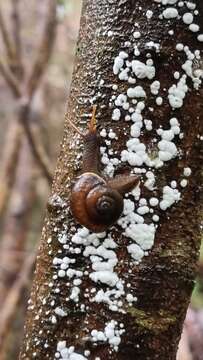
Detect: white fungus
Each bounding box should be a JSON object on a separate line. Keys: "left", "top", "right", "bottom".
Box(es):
{"left": 127, "top": 86, "right": 146, "bottom": 98}
{"left": 182, "top": 13, "right": 193, "bottom": 25}
{"left": 162, "top": 8, "right": 179, "bottom": 19}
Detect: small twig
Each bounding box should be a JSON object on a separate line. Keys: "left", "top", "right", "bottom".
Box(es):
{"left": 26, "top": 0, "right": 57, "bottom": 99}
{"left": 0, "top": 133, "right": 37, "bottom": 309}
{"left": 0, "top": 67, "right": 52, "bottom": 186}
{"left": 10, "top": 0, "right": 24, "bottom": 79}
{"left": 0, "top": 1, "right": 55, "bottom": 186}
{"left": 0, "top": 252, "right": 36, "bottom": 357}
{"left": 0, "top": 122, "right": 22, "bottom": 216}
{"left": 0, "top": 57, "right": 22, "bottom": 97}
{"left": 22, "top": 120, "right": 53, "bottom": 184}
{"left": 0, "top": 7, "right": 15, "bottom": 63}
{"left": 19, "top": 100, "right": 53, "bottom": 184}
{"left": 11, "top": 0, "right": 22, "bottom": 61}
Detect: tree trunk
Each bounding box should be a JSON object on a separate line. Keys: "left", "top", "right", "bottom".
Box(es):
{"left": 20, "top": 1, "right": 203, "bottom": 359}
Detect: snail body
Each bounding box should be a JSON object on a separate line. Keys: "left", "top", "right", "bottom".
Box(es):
{"left": 69, "top": 106, "right": 139, "bottom": 233}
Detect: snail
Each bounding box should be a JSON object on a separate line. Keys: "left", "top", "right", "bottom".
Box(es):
{"left": 68, "top": 106, "right": 139, "bottom": 233}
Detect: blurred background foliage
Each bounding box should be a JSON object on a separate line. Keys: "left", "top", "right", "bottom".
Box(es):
{"left": 0, "top": 1, "right": 82, "bottom": 358}
{"left": 0, "top": 1, "right": 202, "bottom": 359}
{"left": 192, "top": 241, "right": 203, "bottom": 308}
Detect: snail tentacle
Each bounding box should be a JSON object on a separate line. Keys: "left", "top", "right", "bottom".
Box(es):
{"left": 107, "top": 175, "right": 139, "bottom": 195}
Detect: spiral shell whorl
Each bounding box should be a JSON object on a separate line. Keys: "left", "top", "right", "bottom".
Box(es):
{"left": 70, "top": 173, "right": 123, "bottom": 233}
{"left": 86, "top": 186, "right": 123, "bottom": 226}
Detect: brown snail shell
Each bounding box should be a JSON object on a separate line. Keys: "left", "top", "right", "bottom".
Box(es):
{"left": 70, "top": 173, "right": 123, "bottom": 233}
{"left": 68, "top": 106, "right": 139, "bottom": 233}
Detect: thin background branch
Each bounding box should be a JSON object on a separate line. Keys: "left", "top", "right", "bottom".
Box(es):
{"left": 26, "top": 0, "right": 57, "bottom": 99}
{"left": 0, "top": 57, "right": 22, "bottom": 97}
{"left": 0, "top": 6, "right": 15, "bottom": 64}
{"left": 0, "top": 252, "right": 36, "bottom": 360}
{"left": 11, "top": 0, "right": 21, "bottom": 56}
{"left": 0, "top": 122, "right": 22, "bottom": 215}
{"left": 10, "top": 0, "right": 24, "bottom": 79}
{"left": 19, "top": 100, "right": 53, "bottom": 184}
{"left": 0, "top": 0, "right": 57, "bottom": 184}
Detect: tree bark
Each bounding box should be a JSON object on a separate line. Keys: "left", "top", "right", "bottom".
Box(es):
{"left": 20, "top": 1, "right": 203, "bottom": 359}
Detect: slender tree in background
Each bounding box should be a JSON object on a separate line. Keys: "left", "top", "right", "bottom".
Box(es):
{"left": 20, "top": 1, "right": 203, "bottom": 359}
{"left": 0, "top": 0, "right": 57, "bottom": 357}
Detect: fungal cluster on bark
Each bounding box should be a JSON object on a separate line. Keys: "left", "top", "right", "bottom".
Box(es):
{"left": 20, "top": 1, "right": 203, "bottom": 359}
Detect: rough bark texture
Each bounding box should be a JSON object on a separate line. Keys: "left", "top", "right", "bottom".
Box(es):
{"left": 20, "top": 1, "right": 203, "bottom": 359}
